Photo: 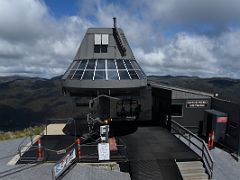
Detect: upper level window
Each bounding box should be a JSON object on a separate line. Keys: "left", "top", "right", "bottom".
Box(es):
{"left": 94, "top": 34, "right": 108, "bottom": 53}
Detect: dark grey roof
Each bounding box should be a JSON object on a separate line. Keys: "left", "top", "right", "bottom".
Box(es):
{"left": 149, "top": 81, "right": 214, "bottom": 99}
{"left": 74, "top": 28, "right": 135, "bottom": 60}
{"left": 172, "top": 90, "right": 211, "bottom": 99}
{"left": 205, "top": 109, "right": 227, "bottom": 116}
{"left": 61, "top": 24, "right": 147, "bottom": 95}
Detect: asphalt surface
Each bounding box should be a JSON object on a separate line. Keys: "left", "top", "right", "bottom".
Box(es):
{"left": 122, "top": 127, "right": 200, "bottom": 180}
{"left": 1, "top": 130, "right": 240, "bottom": 179}
{"left": 0, "top": 137, "right": 130, "bottom": 180}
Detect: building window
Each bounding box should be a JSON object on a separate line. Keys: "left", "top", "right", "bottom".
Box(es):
{"left": 94, "top": 34, "right": 108, "bottom": 53}
{"left": 171, "top": 104, "right": 183, "bottom": 117}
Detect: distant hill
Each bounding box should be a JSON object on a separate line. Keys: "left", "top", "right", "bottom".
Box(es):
{"left": 0, "top": 76, "right": 88, "bottom": 131}
{"left": 0, "top": 75, "right": 239, "bottom": 130}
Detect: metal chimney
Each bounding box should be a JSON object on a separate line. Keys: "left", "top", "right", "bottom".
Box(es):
{"left": 113, "top": 17, "right": 117, "bottom": 28}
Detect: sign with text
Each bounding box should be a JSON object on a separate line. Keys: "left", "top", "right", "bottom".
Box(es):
{"left": 217, "top": 117, "right": 228, "bottom": 123}
{"left": 98, "top": 143, "right": 110, "bottom": 161}
{"left": 186, "top": 100, "right": 209, "bottom": 108}
{"left": 53, "top": 148, "right": 76, "bottom": 179}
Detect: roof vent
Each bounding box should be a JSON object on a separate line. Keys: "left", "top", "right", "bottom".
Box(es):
{"left": 113, "top": 17, "right": 117, "bottom": 28}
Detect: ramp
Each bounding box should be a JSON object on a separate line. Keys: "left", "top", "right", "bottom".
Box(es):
{"left": 122, "top": 127, "right": 201, "bottom": 180}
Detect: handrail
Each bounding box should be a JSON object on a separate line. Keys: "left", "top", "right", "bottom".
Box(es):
{"left": 171, "top": 120, "right": 214, "bottom": 179}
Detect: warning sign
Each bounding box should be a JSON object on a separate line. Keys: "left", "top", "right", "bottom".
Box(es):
{"left": 98, "top": 143, "right": 110, "bottom": 161}
{"left": 217, "top": 117, "right": 228, "bottom": 123}
{"left": 53, "top": 148, "right": 76, "bottom": 179}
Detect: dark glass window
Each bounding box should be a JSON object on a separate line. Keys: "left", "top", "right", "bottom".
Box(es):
{"left": 116, "top": 60, "right": 125, "bottom": 69}
{"left": 131, "top": 60, "right": 140, "bottom": 69}
{"left": 136, "top": 70, "right": 145, "bottom": 79}
{"left": 94, "top": 45, "right": 101, "bottom": 53}
{"left": 96, "top": 60, "right": 105, "bottom": 69}
{"left": 67, "top": 70, "right": 75, "bottom": 79}
{"left": 124, "top": 60, "right": 133, "bottom": 69}
{"left": 79, "top": 60, "right": 87, "bottom": 69}
{"left": 128, "top": 70, "right": 139, "bottom": 79}
{"left": 101, "top": 45, "right": 108, "bottom": 53}
{"left": 94, "top": 71, "right": 106, "bottom": 80}
{"left": 72, "top": 70, "right": 83, "bottom": 79}
{"left": 119, "top": 70, "right": 130, "bottom": 79}
{"left": 107, "top": 60, "right": 116, "bottom": 69}
{"left": 108, "top": 70, "right": 119, "bottom": 80}
{"left": 94, "top": 45, "right": 108, "bottom": 53}
{"left": 86, "top": 59, "right": 96, "bottom": 69}
{"left": 171, "top": 104, "right": 183, "bottom": 117}
{"left": 82, "top": 70, "right": 94, "bottom": 80}
{"left": 72, "top": 61, "right": 80, "bottom": 69}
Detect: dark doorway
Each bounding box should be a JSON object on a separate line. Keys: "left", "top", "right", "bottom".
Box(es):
{"left": 152, "top": 88, "right": 172, "bottom": 128}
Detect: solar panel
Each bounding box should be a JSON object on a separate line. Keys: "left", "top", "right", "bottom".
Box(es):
{"left": 64, "top": 59, "right": 146, "bottom": 81}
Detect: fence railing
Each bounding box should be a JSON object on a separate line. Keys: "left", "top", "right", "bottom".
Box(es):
{"left": 171, "top": 120, "right": 214, "bottom": 179}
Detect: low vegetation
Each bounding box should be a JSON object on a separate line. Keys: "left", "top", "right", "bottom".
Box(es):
{"left": 0, "top": 126, "right": 45, "bottom": 141}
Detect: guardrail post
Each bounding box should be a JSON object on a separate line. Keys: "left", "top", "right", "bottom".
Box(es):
{"left": 208, "top": 132, "right": 211, "bottom": 150}
{"left": 38, "top": 138, "right": 42, "bottom": 161}
{"left": 77, "top": 138, "right": 81, "bottom": 159}
{"left": 18, "top": 147, "right": 22, "bottom": 158}
{"left": 188, "top": 134, "right": 191, "bottom": 147}
{"left": 211, "top": 130, "right": 214, "bottom": 149}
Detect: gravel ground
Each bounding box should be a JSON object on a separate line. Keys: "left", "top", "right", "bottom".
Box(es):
{"left": 1, "top": 135, "right": 240, "bottom": 180}
{"left": 0, "top": 137, "right": 130, "bottom": 180}
{"left": 0, "top": 137, "right": 27, "bottom": 173}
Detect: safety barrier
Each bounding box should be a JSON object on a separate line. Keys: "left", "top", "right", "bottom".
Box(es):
{"left": 208, "top": 130, "right": 215, "bottom": 150}
{"left": 76, "top": 138, "right": 127, "bottom": 162}
{"left": 171, "top": 120, "right": 214, "bottom": 179}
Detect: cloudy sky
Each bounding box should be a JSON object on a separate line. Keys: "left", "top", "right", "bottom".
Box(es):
{"left": 0, "top": 0, "right": 240, "bottom": 78}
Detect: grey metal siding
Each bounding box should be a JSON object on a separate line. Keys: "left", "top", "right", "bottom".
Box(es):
{"left": 172, "top": 98, "right": 211, "bottom": 132}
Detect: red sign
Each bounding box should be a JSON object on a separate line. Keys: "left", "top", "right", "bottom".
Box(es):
{"left": 217, "top": 117, "right": 228, "bottom": 123}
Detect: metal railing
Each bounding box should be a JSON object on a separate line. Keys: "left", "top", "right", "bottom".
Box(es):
{"left": 171, "top": 120, "right": 214, "bottom": 179}
{"left": 78, "top": 144, "right": 127, "bottom": 162}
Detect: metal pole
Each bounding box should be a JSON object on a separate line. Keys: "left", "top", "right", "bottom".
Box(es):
{"left": 74, "top": 119, "right": 76, "bottom": 142}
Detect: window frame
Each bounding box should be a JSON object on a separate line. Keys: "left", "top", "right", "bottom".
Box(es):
{"left": 171, "top": 104, "right": 183, "bottom": 117}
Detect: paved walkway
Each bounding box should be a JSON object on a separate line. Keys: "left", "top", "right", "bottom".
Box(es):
{"left": 122, "top": 127, "right": 200, "bottom": 180}
{"left": 211, "top": 148, "right": 240, "bottom": 180}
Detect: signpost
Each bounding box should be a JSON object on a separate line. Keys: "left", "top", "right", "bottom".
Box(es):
{"left": 52, "top": 148, "right": 76, "bottom": 180}
{"left": 98, "top": 143, "right": 110, "bottom": 161}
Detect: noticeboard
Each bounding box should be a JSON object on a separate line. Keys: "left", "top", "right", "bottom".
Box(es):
{"left": 186, "top": 100, "right": 209, "bottom": 108}
{"left": 53, "top": 148, "right": 76, "bottom": 180}
{"left": 98, "top": 143, "right": 110, "bottom": 161}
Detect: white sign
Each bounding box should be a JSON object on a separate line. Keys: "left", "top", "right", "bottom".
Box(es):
{"left": 98, "top": 143, "right": 110, "bottom": 161}
{"left": 186, "top": 100, "right": 209, "bottom": 108}
{"left": 53, "top": 148, "right": 76, "bottom": 179}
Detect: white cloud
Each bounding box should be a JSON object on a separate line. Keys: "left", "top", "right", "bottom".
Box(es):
{"left": 0, "top": 0, "right": 240, "bottom": 79}
{"left": 0, "top": 0, "right": 92, "bottom": 78}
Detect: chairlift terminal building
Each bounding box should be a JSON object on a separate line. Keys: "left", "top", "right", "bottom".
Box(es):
{"left": 61, "top": 18, "right": 240, "bottom": 157}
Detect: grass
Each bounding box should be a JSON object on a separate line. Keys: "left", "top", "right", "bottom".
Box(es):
{"left": 0, "top": 126, "right": 45, "bottom": 141}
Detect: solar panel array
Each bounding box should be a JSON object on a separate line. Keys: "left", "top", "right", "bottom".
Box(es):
{"left": 62, "top": 59, "right": 146, "bottom": 80}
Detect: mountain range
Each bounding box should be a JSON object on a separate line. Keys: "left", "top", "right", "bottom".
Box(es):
{"left": 0, "top": 75, "right": 239, "bottom": 131}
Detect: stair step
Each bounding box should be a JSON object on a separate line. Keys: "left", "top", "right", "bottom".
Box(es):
{"left": 178, "top": 166, "right": 205, "bottom": 170}
{"left": 176, "top": 161, "right": 209, "bottom": 180}
{"left": 180, "top": 168, "right": 205, "bottom": 174}
{"left": 177, "top": 161, "right": 203, "bottom": 166}
{"left": 183, "top": 177, "right": 209, "bottom": 180}
{"left": 182, "top": 172, "right": 208, "bottom": 178}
